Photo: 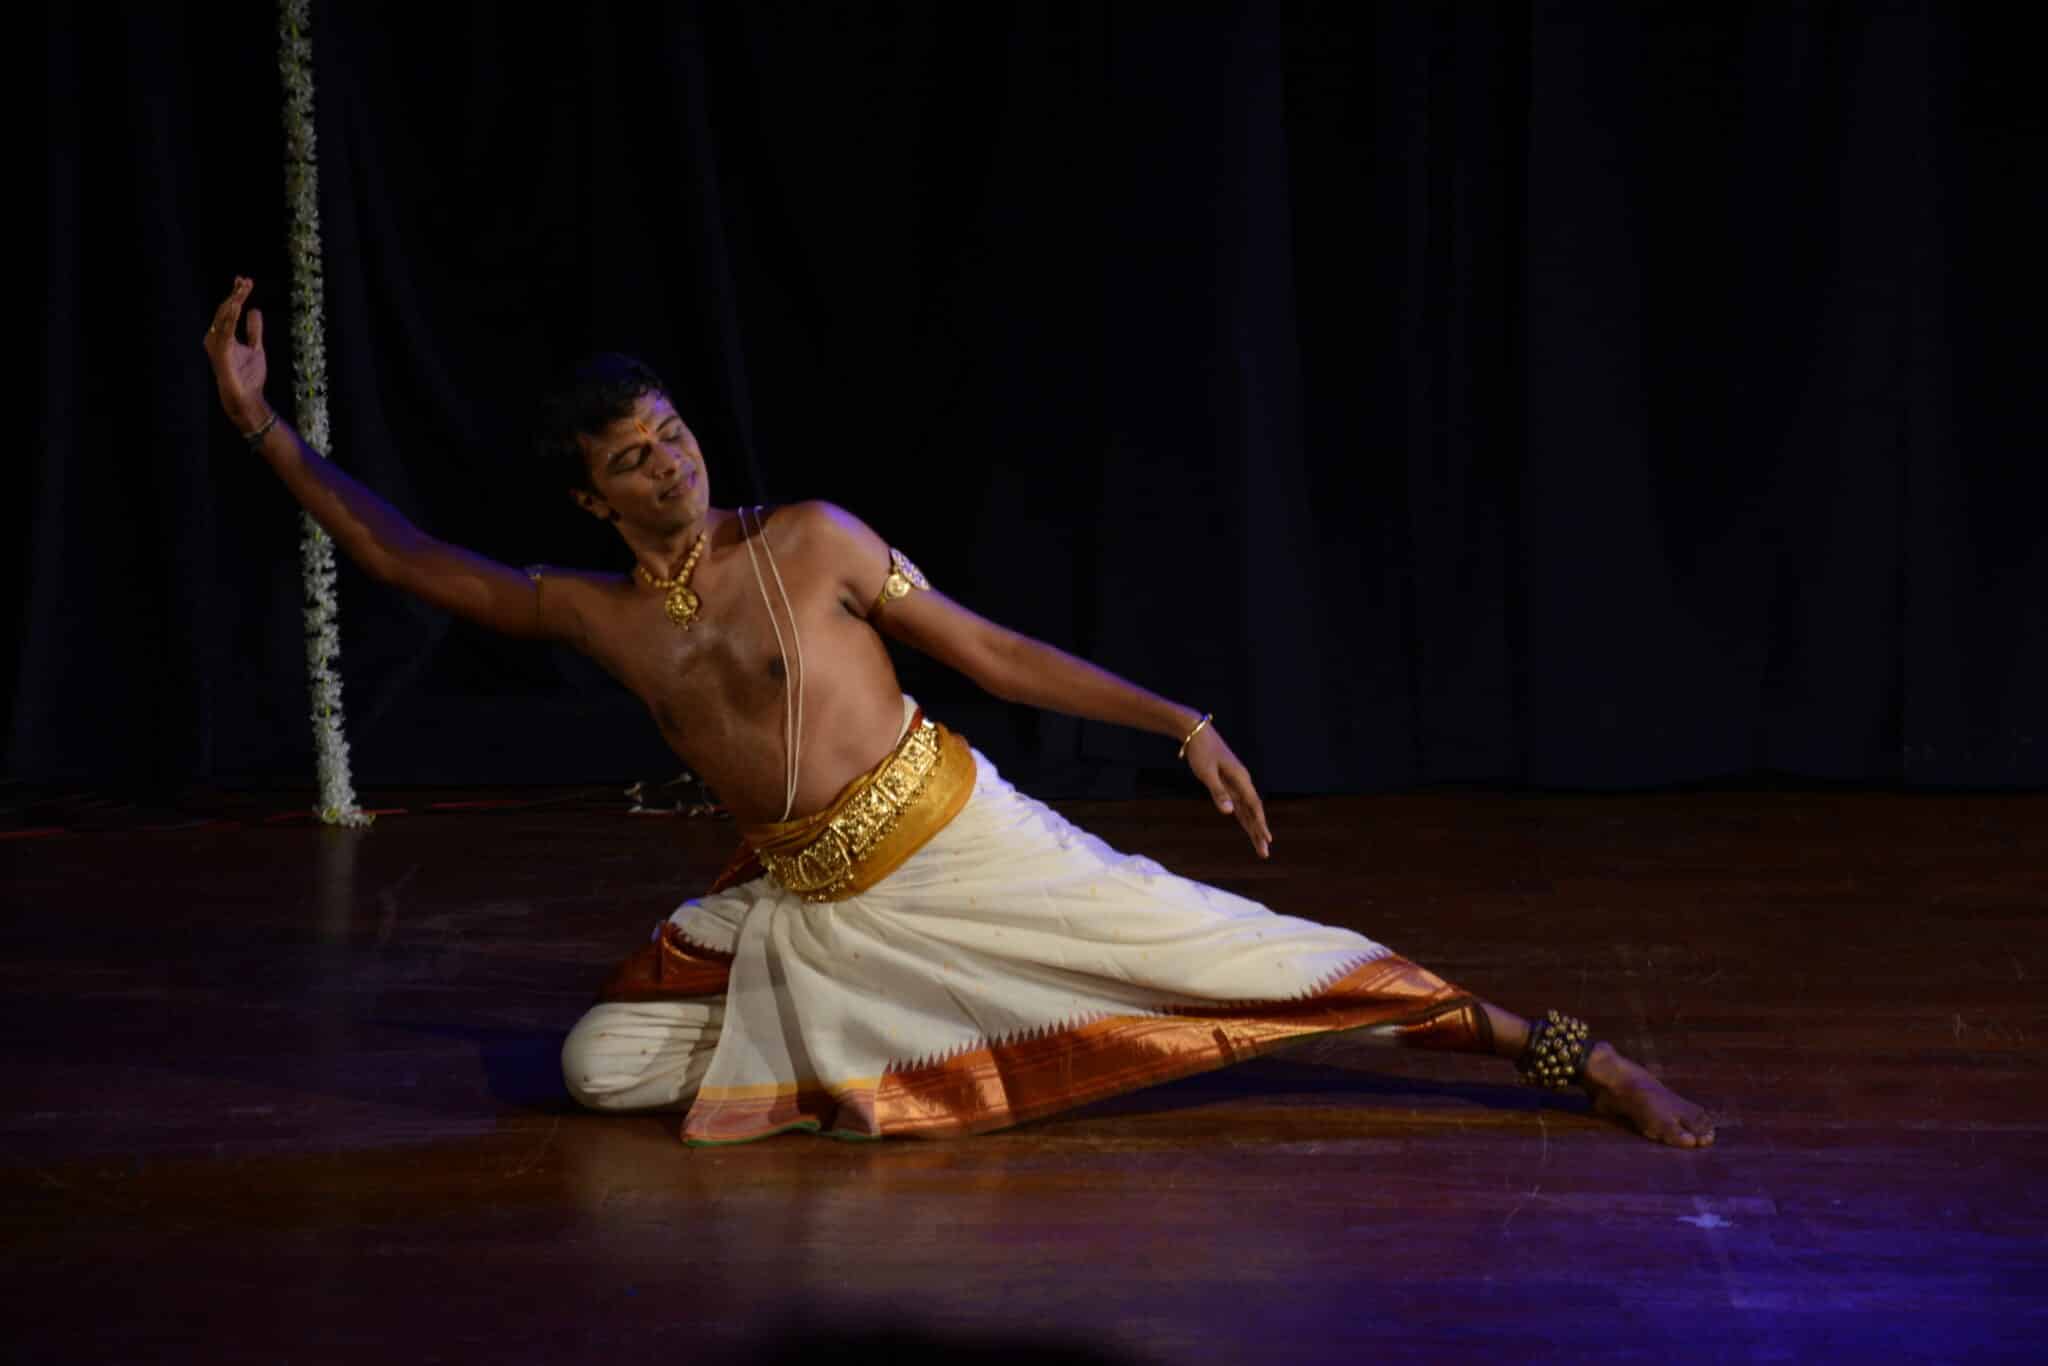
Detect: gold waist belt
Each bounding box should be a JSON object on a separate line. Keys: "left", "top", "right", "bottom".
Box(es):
{"left": 742, "top": 714, "right": 976, "bottom": 903}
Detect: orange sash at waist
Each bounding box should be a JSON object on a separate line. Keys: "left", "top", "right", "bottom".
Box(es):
{"left": 740, "top": 712, "right": 976, "bottom": 903}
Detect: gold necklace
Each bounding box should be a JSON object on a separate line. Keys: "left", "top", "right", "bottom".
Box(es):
{"left": 634, "top": 531, "right": 709, "bottom": 629}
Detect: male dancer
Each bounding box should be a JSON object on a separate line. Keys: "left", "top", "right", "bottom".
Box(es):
{"left": 204, "top": 277, "right": 1714, "bottom": 1148}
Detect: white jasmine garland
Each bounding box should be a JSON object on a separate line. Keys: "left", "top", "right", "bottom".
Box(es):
{"left": 280, "top": 0, "right": 369, "bottom": 828}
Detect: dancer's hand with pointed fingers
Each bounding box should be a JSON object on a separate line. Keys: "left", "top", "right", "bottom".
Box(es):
{"left": 202, "top": 275, "right": 272, "bottom": 436}
{"left": 1185, "top": 725, "right": 1272, "bottom": 859}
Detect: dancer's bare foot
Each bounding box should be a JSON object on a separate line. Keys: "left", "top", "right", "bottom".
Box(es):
{"left": 1581, "top": 1042, "right": 1717, "bottom": 1148}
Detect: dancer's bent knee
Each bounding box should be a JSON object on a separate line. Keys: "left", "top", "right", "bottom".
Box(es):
{"left": 561, "top": 999, "right": 722, "bottom": 1114}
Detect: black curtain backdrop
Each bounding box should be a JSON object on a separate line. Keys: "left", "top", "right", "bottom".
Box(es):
{"left": 25, "top": 1, "right": 2044, "bottom": 797}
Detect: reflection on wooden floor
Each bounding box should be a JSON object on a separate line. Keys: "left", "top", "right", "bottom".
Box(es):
{"left": 4, "top": 788, "right": 2043, "bottom": 1362}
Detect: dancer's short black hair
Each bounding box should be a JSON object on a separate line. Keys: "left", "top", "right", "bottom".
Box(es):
{"left": 533, "top": 353, "right": 672, "bottom": 493}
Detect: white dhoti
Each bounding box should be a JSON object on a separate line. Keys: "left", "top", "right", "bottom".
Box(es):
{"left": 562, "top": 706, "right": 1488, "bottom": 1144}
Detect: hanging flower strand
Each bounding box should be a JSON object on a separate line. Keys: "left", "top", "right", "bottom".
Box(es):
{"left": 279, "top": 0, "right": 370, "bottom": 828}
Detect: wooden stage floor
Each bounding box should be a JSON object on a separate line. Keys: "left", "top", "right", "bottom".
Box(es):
{"left": 4, "top": 787, "right": 2043, "bottom": 1362}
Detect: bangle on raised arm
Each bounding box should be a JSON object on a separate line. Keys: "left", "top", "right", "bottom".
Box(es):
{"left": 1176, "top": 712, "right": 1214, "bottom": 761}
{"left": 243, "top": 409, "right": 279, "bottom": 446}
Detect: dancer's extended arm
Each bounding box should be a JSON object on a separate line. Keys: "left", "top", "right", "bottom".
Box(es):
{"left": 809, "top": 504, "right": 1273, "bottom": 858}
{"left": 202, "top": 277, "right": 569, "bottom": 643}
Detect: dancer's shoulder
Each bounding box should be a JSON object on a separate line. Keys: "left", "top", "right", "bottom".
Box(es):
{"left": 748, "top": 500, "right": 887, "bottom": 558}
{"left": 753, "top": 501, "right": 912, "bottom": 609}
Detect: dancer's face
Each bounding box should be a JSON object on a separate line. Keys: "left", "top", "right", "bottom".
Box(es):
{"left": 573, "top": 392, "right": 710, "bottom": 533}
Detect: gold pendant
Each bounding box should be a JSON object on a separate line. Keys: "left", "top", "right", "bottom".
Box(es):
{"left": 637, "top": 531, "right": 709, "bottom": 630}
{"left": 664, "top": 584, "right": 702, "bottom": 628}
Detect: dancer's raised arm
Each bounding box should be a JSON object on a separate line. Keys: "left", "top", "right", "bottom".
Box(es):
{"left": 202, "top": 277, "right": 569, "bottom": 642}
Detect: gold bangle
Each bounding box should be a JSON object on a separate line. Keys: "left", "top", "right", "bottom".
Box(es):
{"left": 1176, "top": 712, "right": 1214, "bottom": 761}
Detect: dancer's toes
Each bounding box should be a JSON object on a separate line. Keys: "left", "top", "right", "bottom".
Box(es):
{"left": 1583, "top": 1043, "right": 1716, "bottom": 1149}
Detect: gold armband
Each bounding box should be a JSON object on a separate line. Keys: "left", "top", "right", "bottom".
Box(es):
{"left": 871, "top": 546, "right": 932, "bottom": 613}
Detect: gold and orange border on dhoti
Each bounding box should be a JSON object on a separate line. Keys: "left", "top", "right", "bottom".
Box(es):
{"left": 678, "top": 952, "right": 1492, "bottom": 1144}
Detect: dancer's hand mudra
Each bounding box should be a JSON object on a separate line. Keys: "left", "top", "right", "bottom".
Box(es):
{"left": 1185, "top": 726, "right": 1272, "bottom": 860}
{"left": 202, "top": 276, "right": 271, "bottom": 433}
